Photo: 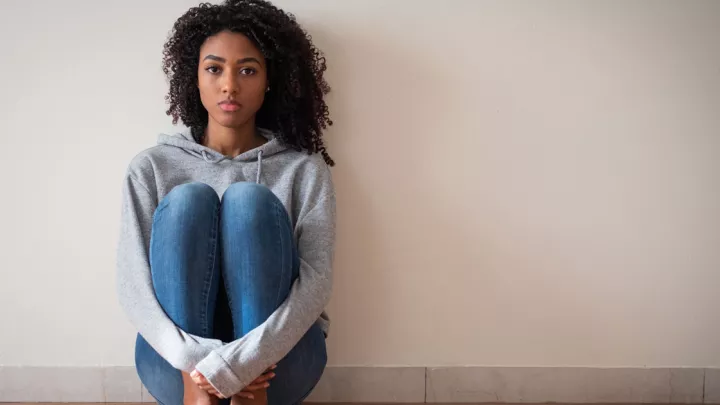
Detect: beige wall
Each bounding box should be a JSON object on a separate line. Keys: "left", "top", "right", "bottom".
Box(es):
{"left": 0, "top": 0, "right": 718, "bottom": 368}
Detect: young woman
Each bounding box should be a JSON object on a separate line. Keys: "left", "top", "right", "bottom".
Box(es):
{"left": 116, "top": 1, "right": 336, "bottom": 405}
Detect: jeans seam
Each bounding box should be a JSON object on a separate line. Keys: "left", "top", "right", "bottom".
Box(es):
{"left": 224, "top": 264, "right": 233, "bottom": 311}
{"left": 273, "top": 201, "right": 285, "bottom": 307}
{"left": 221, "top": 211, "right": 235, "bottom": 332}
{"left": 149, "top": 205, "right": 165, "bottom": 269}
{"left": 201, "top": 202, "right": 220, "bottom": 337}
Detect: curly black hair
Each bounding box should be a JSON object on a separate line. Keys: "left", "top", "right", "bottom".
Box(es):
{"left": 162, "top": 0, "right": 334, "bottom": 165}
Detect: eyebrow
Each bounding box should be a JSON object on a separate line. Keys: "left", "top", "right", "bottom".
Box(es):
{"left": 203, "top": 55, "right": 262, "bottom": 65}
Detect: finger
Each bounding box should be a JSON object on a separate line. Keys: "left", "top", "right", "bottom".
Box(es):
{"left": 244, "top": 382, "right": 270, "bottom": 391}
{"left": 236, "top": 392, "right": 255, "bottom": 399}
{"left": 253, "top": 372, "right": 276, "bottom": 384}
{"left": 263, "top": 365, "right": 277, "bottom": 373}
{"left": 206, "top": 387, "right": 223, "bottom": 397}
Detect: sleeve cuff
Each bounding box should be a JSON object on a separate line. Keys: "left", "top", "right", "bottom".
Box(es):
{"left": 194, "top": 351, "right": 244, "bottom": 398}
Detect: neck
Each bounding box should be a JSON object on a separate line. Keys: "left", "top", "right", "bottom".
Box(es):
{"left": 202, "top": 118, "right": 264, "bottom": 157}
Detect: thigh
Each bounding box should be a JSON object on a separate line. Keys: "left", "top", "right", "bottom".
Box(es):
{"left": 138, "top": 183, "right": 223, "bottom": 404}
{"left": 150, "top": 182, "right": 221, "bottom": 337}
{"left": 268, "top": 323, "right": 328, "bottom": 405}
{"left": 220, "top": 183, "right": 297, "bottom": 336}
{"left": 221, "top": 183, "right": 326, "bottom": 404}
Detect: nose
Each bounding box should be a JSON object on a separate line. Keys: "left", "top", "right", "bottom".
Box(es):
{"left": 221, "top": 71, "right": 238, "bottom": 95}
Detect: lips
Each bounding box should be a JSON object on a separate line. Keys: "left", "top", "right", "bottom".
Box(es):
{"left": 218, "top": 100, "right": 241, "bottom": 112}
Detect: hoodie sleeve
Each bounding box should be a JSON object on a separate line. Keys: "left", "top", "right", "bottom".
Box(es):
{"left": 116, "top": 170, "right": 224, "bottom": 371}
{"left": 194, "top": 173, "right": 336, "bottom": 397}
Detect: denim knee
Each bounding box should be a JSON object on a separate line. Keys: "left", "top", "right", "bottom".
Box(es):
{"left": 221, "top": 182, "right": 289, "bottom": 232}
{"left": 223, "top": 182, "right": 278, "bottom": 206}
{"left": 159, "top": 182, "right": 219, "bottom": 215}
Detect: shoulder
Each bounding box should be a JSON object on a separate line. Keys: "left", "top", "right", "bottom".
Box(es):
{"left": 279, "top": 149, "right": 334, "bottom": 192}
{"left": 286, "top": 151, "right": 335, "bottom": 214}
{"left": 125, "top": 145, "right": 174, "bottom": 192}
{"left": 289, "top": 150, "right": 332, "bottom": 180}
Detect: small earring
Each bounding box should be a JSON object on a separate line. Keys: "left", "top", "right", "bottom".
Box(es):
{"left": 266, "top": 86, "right": 270, "bottom": 93}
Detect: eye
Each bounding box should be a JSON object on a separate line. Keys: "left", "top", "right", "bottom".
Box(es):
{"left": 239, "top": 67, "right": 257, "bottom": 76}
{"left": 205, "top": 66, "right": 221, "bottom": 74}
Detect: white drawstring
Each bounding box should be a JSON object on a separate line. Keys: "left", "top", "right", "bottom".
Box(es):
{"left": 256, "top": 150, "right": 263, "bottom": 184}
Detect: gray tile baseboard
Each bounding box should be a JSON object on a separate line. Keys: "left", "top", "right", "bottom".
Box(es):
{"left": 705, "top": 369, "right": 720, "bottom": 404}
{"left": 1, "top": 366, "right": 718, "bottom": 403}
{"left": 305, "top": 367, "right": 425, "bottom": 403}
{"left": 426, "top": 367, "right": 705, "bottom": 403}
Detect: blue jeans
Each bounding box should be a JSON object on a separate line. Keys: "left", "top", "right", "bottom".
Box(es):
{"left": 135, "top": 182, "right": 327, "bottom": 405}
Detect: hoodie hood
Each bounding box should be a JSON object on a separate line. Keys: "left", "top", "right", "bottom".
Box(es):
{"left": 157, "top": 128, "right": 288, "bottom": 183}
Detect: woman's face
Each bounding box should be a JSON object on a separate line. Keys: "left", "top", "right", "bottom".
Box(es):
{"left": 197, "top": 30, "right": 268, "bottom": 129}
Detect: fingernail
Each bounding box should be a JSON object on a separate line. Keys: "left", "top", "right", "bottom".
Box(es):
{"left": 271, "top": 364, "right": 277, "bottom": 369}
{"left": 249, "top": 395, "right": 255, "bottom": 399}
{"left": 270, "top": 373, "right": 276, "bottom": 378}
{"left": 264, "top": 383, "right": 270, "bottom": 388}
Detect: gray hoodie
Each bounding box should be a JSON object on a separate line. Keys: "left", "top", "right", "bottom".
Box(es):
{"left": 116, "top": 128, "right": 335, "bottom": 397}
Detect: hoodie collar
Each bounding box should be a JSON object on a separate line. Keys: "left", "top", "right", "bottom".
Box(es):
{"left": 157, "top": 127, "right": 287, "bottom": 162}
{"left": 157, "top": 127, "right": 287, "bottom": 184}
